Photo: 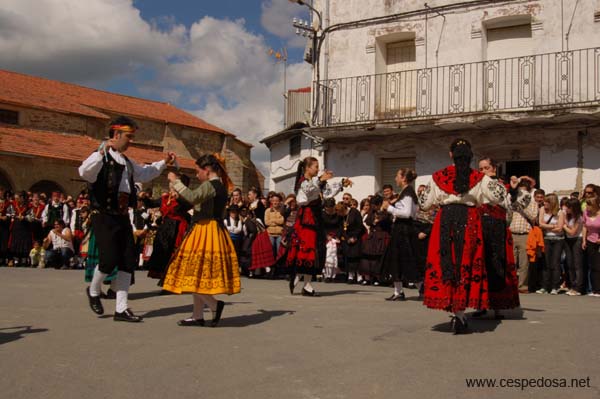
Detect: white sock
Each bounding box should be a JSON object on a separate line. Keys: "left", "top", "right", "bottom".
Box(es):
{"left": 89, "top": 266, "right": 108, "bottom": 297}
{"left": 293, "top": 274, "right": 300, "bottom": 287}
{"left": 454, "top": 311, "right": 466, "bottom": 322}
{"left": 393, "top": 281, "right": 403, "bottom": 296}
{"left": 192, "top": 294, "right": 205, "bottom": 320}
{"left": 115, "top": 271, "right": 131, "bottom": 313}
{"left": 303, "top": 274, "right": 314, "bottom": 292}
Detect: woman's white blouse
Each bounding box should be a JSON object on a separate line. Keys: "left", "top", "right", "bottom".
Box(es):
{"left": 296, "top": 177, "right": 343, "bottom": 206}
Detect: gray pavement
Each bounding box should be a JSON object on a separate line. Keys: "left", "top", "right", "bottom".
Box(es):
{"left": 1, "top": 268, "right": 599, "bottom": 399}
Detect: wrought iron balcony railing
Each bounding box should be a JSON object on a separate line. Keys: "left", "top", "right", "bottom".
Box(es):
{"left": 313, "top": 47, "right": 600, "bottom": 127}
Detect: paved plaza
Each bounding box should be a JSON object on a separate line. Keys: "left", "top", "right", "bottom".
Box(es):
{"left": 1, "top": 268, "right": 599, "bottom": 399}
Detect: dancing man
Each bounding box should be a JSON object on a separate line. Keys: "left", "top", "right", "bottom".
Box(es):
{"left": 79, "top": 116, "right": 176, "bottom": 322}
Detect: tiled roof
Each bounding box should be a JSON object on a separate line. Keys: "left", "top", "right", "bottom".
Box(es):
{"left": 0, "top": 69, "right": 229, "bottom": 134}
{"left": 0, "top": 125, "right": 197, "bottom": 170}
{"left": 289, "top": 87, "right": 311, "bottom": 93}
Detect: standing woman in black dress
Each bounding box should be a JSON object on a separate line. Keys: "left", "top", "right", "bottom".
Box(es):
{"left": 380, "top": 169, "right": 419, "bottom": 300}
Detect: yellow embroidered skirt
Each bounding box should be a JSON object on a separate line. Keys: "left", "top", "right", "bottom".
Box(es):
{"left": 163, "top": 220, "right": 241, "bottom": 295}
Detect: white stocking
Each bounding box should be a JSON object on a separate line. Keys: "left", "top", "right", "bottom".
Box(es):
{"left": 89, "top": 266, "right": 107, "bottom": 297}
{"left": 115, "top": 271, "right": 131, "bottom": 313}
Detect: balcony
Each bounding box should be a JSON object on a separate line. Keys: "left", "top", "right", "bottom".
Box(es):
{"left": 313, "top": 47, "right": 600, "bottom": 128}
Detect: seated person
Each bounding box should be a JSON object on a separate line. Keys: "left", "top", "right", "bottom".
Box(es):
{"left": 43, "top": 220, "right": 74, "bottom": 269}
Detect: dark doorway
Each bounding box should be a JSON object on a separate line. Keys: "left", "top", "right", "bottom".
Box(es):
{"left": 29, "top": 180, "right": 65, "bottom": 197}
{"left": 504, "top": 160, "right": 540, "bottom": 183}
{"left": 0, "top": 168, "right": 14, "bottom": 194}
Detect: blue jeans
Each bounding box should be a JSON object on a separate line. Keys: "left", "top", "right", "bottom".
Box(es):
{"left": 45, "top": 247, "right": 74, "bottom": 269}
{"left": 269, "top": 235, "right": 281, "bottom": 260}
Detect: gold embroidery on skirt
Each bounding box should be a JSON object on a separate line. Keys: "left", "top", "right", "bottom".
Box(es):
{"left": 163, "top": 220, "right": 241, "bottom": 295}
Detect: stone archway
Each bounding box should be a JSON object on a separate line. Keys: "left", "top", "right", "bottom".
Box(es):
{"left": 29, "top": 180, "right": 66, "bottom": 198}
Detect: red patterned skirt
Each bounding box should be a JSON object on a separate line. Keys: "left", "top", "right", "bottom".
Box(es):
{"left": 249, "top": 231, "right": 275, "bottom": 270}
{"left": 423, "top": 206, "right": 489, "bottom": 312}
{"left": 286, "top": 205, "right": 322, "bottom": 276}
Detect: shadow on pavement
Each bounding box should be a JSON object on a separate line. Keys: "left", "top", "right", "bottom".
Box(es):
{"left": 129, "top": 291, "right": 164, "bottom": 300}
{"left": 143, "top": 304, "right": 192, "bottom": 318}
{"left": 219, "top": 309, "right": 295, "bottom": 327}
{"left": 431, "top": 318, "right": 502, "bottom": 334}
{"left": 317, "top": 289, "right": 372, "bottom": 297}
{"left": 0, "top": 326, "right": 49, "bottom": 345}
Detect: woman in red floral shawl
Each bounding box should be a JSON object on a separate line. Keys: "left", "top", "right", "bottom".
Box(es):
{"left": 419, "top": 139, "right": 507, "bottom": 334}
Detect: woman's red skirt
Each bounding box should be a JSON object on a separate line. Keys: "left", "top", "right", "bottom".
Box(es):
{"left": 286, "top": 206, "right": 320, "bottom": 275}
{"left": 423, "top": 206, "right": 489, "bottom": 312}
{"left": 249, "top": 231, "right": 275, "bottom": 270}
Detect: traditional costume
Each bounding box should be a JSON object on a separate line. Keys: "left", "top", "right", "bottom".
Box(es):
{"left": 8, "top": 198, "right": 33, "bottom": 266}
{"left": 0, "top": 199, "right": 10, "bottom": 265}
{"left": 144, "top": 192, "right": 191, "bottom": 281}
{"left": 359, "top": 209, "right": 391, "bottom": 285}
{"left": 79, "top": 119, "right": 166, "bottom": 322}
{"left": 163, "top": 154, "right": 240, "bottom": 328}
{"left": 380, "top": 185, "right": 419, "bottom": 299}
{"left": 478, "top": 185, "right": 520, "bottom": 313}
{"left": 419, "top": 139, "right": 507, "bottom": 334}
{"left": 163, "top": 176, "right": 240, "bottom": 295}
{"left": 286, "top": 176, "right": 344, "bottom": 295}
{"left": 338, "top": 206, "right": 365, "bottom": 283}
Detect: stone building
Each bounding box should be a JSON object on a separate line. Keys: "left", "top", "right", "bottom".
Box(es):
{"left": 0, "top": 69, "right": 263, "bottom": 196}
{"left": 265, "top": 0, "right": 600, "bottom": 199}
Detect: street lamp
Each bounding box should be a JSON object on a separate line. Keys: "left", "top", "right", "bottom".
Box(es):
{"left": 288, "top": 0, "right": 322, "bottom": 31}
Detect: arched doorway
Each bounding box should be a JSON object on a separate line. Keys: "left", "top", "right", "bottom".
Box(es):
{"left": 29, "top": 180, "right": 65, "bottom": 198}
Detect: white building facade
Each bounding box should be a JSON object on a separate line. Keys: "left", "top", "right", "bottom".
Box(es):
{"left": 265, "top": 0, "right": 600, "bottom": 199}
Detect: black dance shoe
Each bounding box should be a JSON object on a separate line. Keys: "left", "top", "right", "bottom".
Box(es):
{"left": 177, "top": 318, "right": 205, "bottom": 327}
{"left": 385, "top": 293, "right": 406, "bottom": 301}
{"left": 114, "top": 308, "right": 143, "bottom": 322}
{"left": 471, "top": 309, "right": 487, "bottom": 318}
{"left": 301, "top": 288, "right": 319, "bottom": 297}
{"left": 86, "top": 287, "right": 104, "bottom": 315}
{"left": 451, "top": 316, "right": 468, "bottom": 335}
{"left": 289, "top": 277, "right": 296, "bottom": 295}
{"left": 210, "top": 300, "right": 225, "bottom": 327}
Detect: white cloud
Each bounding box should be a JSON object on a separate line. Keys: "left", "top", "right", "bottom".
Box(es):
{"left": 260, "top": 0, "right": 309, "bottom": 48}
{"left": 0, "top": 0, "right": 184, "bottom": 83}
{"left": 0, "top": 0, "right": 313, "bottom": 180}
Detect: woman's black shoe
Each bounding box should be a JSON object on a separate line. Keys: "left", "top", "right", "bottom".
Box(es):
{"left": 301, "top": 288, "right": 319, "bottom": 297}
{"left": 451, "top": 316, "right": 468, "bottom": 335}
{"left": 211, "top": 300, "right": 225, "bottom": 327}
{"left": 289, "top": 277, "right": 296, "bottom": 295}
{"left": 177, "top": 318, "right": 205, "bottom": 326}
{"left": 385, "top": 293, "right": 406, "bottom": 301}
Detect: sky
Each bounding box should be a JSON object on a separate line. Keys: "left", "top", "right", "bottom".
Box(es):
{"left": 0, "top": 0, "right": 313, "bottom": 177}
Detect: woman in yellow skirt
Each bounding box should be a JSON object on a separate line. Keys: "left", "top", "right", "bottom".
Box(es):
{"left": 163, "top": 154, "right": 241, "bottom": 327}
